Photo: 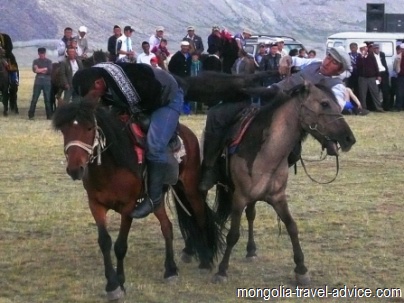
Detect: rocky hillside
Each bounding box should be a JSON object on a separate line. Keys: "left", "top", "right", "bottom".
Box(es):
{"left": 1, "top": 0, "right": 402, "bottom": 65}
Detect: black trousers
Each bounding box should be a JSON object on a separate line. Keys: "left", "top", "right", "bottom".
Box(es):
{"left": 379, "top": 71, "right": 391, "bottom": 110}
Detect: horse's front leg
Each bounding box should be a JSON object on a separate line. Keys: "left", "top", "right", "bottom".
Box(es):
{"left": 2, "top": 89, "right": 9, "bottom": 116}
{"left": 154, "top": 197, "right": 178, "bottom": 281}
{"left": 114, "top": 214, "right": 133, "bottom": 291}
{"left": 89, "top": 203, "right": 125, "bottom": 301}
{"left": 245, "top": 202, "right": 257, "bottom": 259}
{"left": 271, "top": 196, "right": 310, "bottom": 285}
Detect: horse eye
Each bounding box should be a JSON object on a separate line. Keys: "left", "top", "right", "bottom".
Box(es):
{"left": 320, "top": 101, "right": 329, "bottom": 108}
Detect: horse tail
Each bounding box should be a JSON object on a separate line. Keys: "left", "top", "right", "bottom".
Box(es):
{"left": 214, "top": 184, "right": 234, "bottom": 230}
{"left": 171, "top": 184, "right": 224, "bottom": 266}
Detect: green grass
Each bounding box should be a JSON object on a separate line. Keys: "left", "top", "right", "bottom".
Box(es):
{"left": 0, "top": 69, "right": 403, "bottom": 303}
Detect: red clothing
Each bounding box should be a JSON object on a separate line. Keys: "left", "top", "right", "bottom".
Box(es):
{"left": 151, "top": 45, "right": 170, "bottom": 57}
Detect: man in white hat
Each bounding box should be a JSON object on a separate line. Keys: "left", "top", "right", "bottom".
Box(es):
{"left": 76, "top": 26, "right": 89, "bottom": 59}
{"left": 168, "top": 41, "right": 192, "bottom": 78}
{"left": 274, "top": 37, "right": 288, "bottom": 57}
{"left": 182, "top": 26, "right": 204, "bottom": 54}
{"left": 234, "top": 28, "right": 252, "bottom": 50}
{"left": 149, "top": 26, "right": 165, "bottom": 49}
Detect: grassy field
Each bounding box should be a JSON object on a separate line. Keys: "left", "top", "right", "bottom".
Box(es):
{"left": 0, "top": 69, "right": 403, "bottom": 303}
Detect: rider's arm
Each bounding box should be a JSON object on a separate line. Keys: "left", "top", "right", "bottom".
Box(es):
{"left": 331, "top": 83, "right": 347, "bottom": 112}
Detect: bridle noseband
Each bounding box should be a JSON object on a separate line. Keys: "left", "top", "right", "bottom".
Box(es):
{"left": 64, "top": 118, "right": 106, "bottom": 165}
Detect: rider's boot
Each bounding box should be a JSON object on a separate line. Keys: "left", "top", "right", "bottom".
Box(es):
{"left": 130, "top": 161, "right": 166, "bottom": 219}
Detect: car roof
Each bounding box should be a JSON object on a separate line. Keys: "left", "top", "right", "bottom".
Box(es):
{"left": 245, "top": 34, "right": 302, "bottom": 44}
{"left": 328, "top": 31, "right": 404, "bottom": 39}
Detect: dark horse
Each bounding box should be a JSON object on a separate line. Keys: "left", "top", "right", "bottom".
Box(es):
{"left": 0, "top": 46, "right": 18, "bottom": 116}
{"left": 50, "top": 50, "right": 108, "bottom": 111}
{"left": 209, "top": 83, "right": 356, "bottom": 284}
{"left": 52, "top": 101, "right": 222, "bottom": 301}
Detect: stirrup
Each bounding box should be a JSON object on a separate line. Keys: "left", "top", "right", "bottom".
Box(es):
{"left": 130, "top": 196, "right": 155, "bottom": 219}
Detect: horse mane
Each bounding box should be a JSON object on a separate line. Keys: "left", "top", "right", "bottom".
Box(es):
{"left": 52, "top": 102, "right": 139, "bottom": 175}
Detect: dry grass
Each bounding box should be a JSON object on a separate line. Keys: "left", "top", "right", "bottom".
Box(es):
{"left": 0, "top": 69, "right": 403, "bottom": 303}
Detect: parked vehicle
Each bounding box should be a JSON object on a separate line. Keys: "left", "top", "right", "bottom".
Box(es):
{"left": 244, "top": 35, "right": 306, "bottom": 57}
{"left": 326, "top": 31, "right": 404, "bottom": 74}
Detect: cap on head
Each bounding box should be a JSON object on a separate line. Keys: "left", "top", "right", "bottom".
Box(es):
{"left": 113, "top": 25, "right": 120, "bottom": 30}
{"left": 243, "top": 28, "right": 252, "bottom": 35}
{"left": 181, "top": 41, "right": 190, "bottom": 46}
{"left": 328, "top": 46, "right": 351, "bottom": 72}
{"left": 373, "top": 43, "right": 380, "bottom": 48}
{"left": 275, "top": 37, "right": 284, "bottom": 43}
{"left": 124, "top": 26, "right": 134, "bottom": 32}
{"left": 212, "top": 25, "right": 220, "bottom": 31}
{"left": 187, "top": 26, "right": 195, "bottom": 31}
{"left": 156, "top": 26, "right": 164, "bottom": 32}
{"left": 78, "top": 26, "right": 87, "bottom": 33}
{"left": 400, "top": 44, "right": 404, "bottom": 49}
{"left": 358, "top": 43, "right": 367, "bottom": 49}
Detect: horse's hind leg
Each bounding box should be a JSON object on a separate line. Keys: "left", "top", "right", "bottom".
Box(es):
{"left": 245, "top": 202, "right": 257, "bottom": 259}
{"left": 2, "top": 89, "right": 9, "bottom": 116}
{"left": 212, "top": 194, "right": 247, "bottom": 283}
{"left": 114, "top": 214, "right": 133, "bottom": 290}
{"left": 271, "top": 198, "right": 310, "bottom": 285}
{"left": 89, "top": 203, "right": 125, "bottom": 301}
{"left": 154, "top": 199, "right": 179, "bottom": 281}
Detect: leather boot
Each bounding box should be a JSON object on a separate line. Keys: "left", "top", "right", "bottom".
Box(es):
{"left": 131, "top": 162, "right": 167, "bottom": 219}
{"left": 198, "top": 131, "right": 224, "bottom": 192}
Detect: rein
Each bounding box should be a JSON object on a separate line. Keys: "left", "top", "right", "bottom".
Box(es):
{"left": 64, "top": 118, "right": 107, "bottom": 165}
{"left": 299, "top": 154, "right": 340, "bottom": 184}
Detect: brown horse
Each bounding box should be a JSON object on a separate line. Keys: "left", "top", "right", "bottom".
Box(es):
{"left": 210, "top": 83, "right": 356, "bottom": 284}
{"left": 50, "top": 50, "right": 108, "bottom": 111}
{"left": 52, "top": 101, "right": 222, "bottom": 301}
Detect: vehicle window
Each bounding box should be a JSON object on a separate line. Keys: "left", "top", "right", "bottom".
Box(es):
{"left": 244, "top": 45, "right": 255, "bottom": 56}
{"left": 283, "top": 44, "right": 304, "bottom": 54}
{"left": 374, "top": 41, "right": 393, "bottom": 56}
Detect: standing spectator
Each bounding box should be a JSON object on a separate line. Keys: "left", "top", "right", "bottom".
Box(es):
{"left": 203, "top": 51, "right": 222, "bottom": 72}
{"left": 308, "top": 50, "right": 316, "bottom": 58}
{"left": 390, "top": 45, "right": 402, "bottom": 110}
{"left": 373, "top": 44, "right": 390, "bottom": 110}
{"left": 275, "top": 38, "right": 288, "bottom": 57}
{"left": 234, "top": 29, "right": 252, "bottom": 50}
{"left": 137, "top": 41, "right": 156, "bottom": 65}
{"left": 107, "top": 25, "right": 121, "bottom": 62}
{"left": 260, "top": 42, "right": 281, "bottom": 86}
{"left": 393, "top": 44, "right": 404, "bottom": 111}
{"left": 190, "top": 52, "right": 202, "bottom": 76}
{"left": 255, "top": 43, "right": 267, "bottom": 65}
{"left": 76, "top": 26, "right": 89, "bottom": 59}
{"left": 28, "top": 48, "right": 53, "bottom": 120}
{"left": 183, "top": 26, "right": 204, "bottom": 54}
{"left": 116, "top": 26, "right": 136, "bottom": 62}
{"left": 231, "top": 49, "right": 255, "bottom": 75}
{"left": 149, "top": 26, "right": 165, "bottom": 49}
{"left": 168, "top": 41, "right": 192, "bottom": 114}
{"left": 59, "top": 47, "right": 84, "bottom": 104}
{"left": 57, "top": 27, "right": 73, "bottom": 62}
{"left": 347, "top": 42, "right": 362, "bottom": 97}
{"left": 151, "top": 38, "right": 170, "bottom": 70}
{"left": 207, "top": 25, "right": 222, "bottom": 55}
{"left": 357, "top": 43, "right": 384, "bottom": 112}
{"left": 298, "top": 48, "right": 306, "bottom": 58}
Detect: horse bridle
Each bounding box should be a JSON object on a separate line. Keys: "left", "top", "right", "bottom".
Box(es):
{"left": 64, "top": 117, "right": 106, "bottom": 165}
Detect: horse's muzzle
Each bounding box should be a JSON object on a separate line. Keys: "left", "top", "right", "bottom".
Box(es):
{"left": 66, "top": 166, "right": 85, "bottom": 181}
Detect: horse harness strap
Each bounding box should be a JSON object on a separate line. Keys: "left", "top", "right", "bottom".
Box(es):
{"left": 64, "top": 118, "right": 107, "bottom": 165}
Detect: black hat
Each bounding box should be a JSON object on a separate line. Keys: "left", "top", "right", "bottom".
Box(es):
{"left": 124, "top": 26, "right": 134, "bottom": 32}
{"left": 113, "top": 25, "right": 120, "bottom": 29}
{"left": 38, "top": 47, "right": 46, "bottom": 54}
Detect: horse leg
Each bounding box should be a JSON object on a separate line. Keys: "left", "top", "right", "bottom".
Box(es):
{"left": 212, "top": 195, "right": 246, "bottom": 283}
{"left": 245, "top": 202, "right": 257, "bottom": 260}
{"left": 8, "top": 82, "right": 18, "bottom": 114}
{"left": 114, "top": 214, "right": 133, "bottom": 292}
{"left": 153, "top": 198, "right": 179, "bottom": 281}
{"left": 271, "top": 198, "right": 310, "bottom": 285}
{"left": 2, "top": 88, "right": 9, "bottom": 116}
{"left": 89, "top": 203, "right": 125, "bottom": 301}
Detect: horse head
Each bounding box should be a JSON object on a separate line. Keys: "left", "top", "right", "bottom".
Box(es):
{"left": 52, "top": 102, "right": 105, "bottom": 180}
{"left": 82, "top": 49, "right": 108, "bottom": 68}
{"left": 295, "top": 82, "right": 356, "bottom": 155}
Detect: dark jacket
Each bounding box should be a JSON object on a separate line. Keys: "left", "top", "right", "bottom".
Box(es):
{"left": 379, "top": 51, "right": 388, "bottom": 74}
{"left": 207, "top": 34, "right": 223, "bottom": 55}
{"left": 260, "top": 53, "right": 281, "bottom": 85}
{"left": 107, "top": 35, "right": 120, "bottom": 62}
{"left": 168, "top": 51, "right": 192, "bottom": 78}
{"left": 202, "top": 55, "right": 222, "bottom": 72}
{"left": 183, "top": 34, "right": 204, "bottom": 54}
{"left": 357, "top": 53, "right": 379, "bottom": 78}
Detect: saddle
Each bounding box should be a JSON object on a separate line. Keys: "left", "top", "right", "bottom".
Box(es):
{"left": 119, "top": 113, "right": 184, "bottom": 185}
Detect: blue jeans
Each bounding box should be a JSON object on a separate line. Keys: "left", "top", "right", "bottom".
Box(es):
{"left": 28, "top": 83, "right": 51, "bottom": 118}
{"left": 146, "top": 89, "right": 183, "bottom": 163}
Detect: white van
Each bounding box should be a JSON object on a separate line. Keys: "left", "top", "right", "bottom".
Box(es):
{"left": 326, "top": 32, "right": 404, "bottom": 75}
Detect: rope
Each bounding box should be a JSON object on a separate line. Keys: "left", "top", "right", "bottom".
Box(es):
{"left": 169, "top": 186, "right": 192, "bottom": 217}
{"left": 299, "top": 154, "right": 340, "bottom": 184}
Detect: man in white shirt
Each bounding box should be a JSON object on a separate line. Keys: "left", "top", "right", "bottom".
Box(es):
{"left": 275, "top": 38, "right": 288, "bottom": 57}
{"left": 116, "top": 26, "right": 135, "bottom": 62}
{"left": 76, "top": 25, "right": 89, "bottom": 59}
{"left": 136, "top": 41, "right": 156, "bottom": 65}
{"left": 149, "top": 26, "right": 164, "bottom": 49}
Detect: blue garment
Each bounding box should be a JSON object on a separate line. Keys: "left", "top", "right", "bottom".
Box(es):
{"left": 343, "top": 101, "right": 355, "bottom": 110}
{"left": 146, "top": 89, "right": 183, "bottom": 163}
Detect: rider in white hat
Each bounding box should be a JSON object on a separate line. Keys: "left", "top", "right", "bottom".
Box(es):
{"left": 77, "top": 26, "right": 89, "bottom": 58}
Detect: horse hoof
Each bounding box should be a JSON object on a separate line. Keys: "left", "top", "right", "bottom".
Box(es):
{"left": 180, "top": 251, "right": 193, "bottom": 263}
{"left": 199, "top": 268, "right": 211, "bottom": 275}
{"left": 296, "top": 272, "right": 311, "bottom": 286}
{"left": 106, "top": 286, "right": 125, "bottom": 301}
{"left": 245, "top": 255, "right": 258, "bottom": 262}
{"left": 211, "top": 273, "right": 228, "bottom": 284}
{"left": 165, "top": 275, "right": 179, "bottom": 284}
{"left": 3, "top": 111, "right": 8, "bottom": 117}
